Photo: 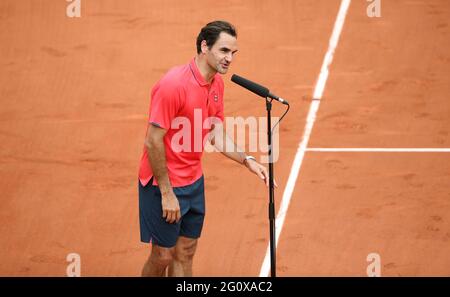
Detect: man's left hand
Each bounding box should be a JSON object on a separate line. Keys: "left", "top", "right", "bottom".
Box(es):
{"left": 245, "top": 159, "right": 278, "bottom": 188}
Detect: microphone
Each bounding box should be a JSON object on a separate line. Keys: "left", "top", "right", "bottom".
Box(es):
{"left": 231, "top": 74, "right": 289, "bottom": 105}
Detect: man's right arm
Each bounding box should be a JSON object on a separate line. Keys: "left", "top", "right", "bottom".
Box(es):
{"left": 145, "top": 124, "right": 181, "bottom": 223}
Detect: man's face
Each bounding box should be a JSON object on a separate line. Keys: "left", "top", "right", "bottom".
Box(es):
{"left": 203, "top": 32, "right": 238, "bottom": 75}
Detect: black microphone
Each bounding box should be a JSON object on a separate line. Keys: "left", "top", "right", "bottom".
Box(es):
{"left": 231, "top": 74, "right": 289, "bottom": 105}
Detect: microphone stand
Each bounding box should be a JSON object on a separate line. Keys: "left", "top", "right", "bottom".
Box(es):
{"left": 266, "top": 98, "right": 276, "bottom": 277}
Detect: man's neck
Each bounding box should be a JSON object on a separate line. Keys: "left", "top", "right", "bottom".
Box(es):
{"left": 195, "top": 55, "right": 216, "bottom": 84}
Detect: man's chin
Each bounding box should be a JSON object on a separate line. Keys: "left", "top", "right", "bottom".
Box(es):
{"left": 217, "top": 67, "right": 229, "bottom": 74}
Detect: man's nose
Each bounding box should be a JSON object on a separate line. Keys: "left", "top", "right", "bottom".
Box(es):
{"left": 225, "top": 53, "right": 232, "bottom": 63}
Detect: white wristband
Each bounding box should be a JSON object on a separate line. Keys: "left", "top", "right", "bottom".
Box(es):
{"left": 243, "top": 155, "right": 256, "bottom": 166}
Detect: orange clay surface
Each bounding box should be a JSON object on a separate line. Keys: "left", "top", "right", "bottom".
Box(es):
{"left": 0, "top": 0, "right": 449, "bottom": 276}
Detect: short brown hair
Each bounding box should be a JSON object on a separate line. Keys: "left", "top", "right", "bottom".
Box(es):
{"left": 196, "top": 20, "right": 237, "bottom": 54}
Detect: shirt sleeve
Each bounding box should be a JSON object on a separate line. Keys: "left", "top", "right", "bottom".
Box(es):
{"left": 148, "top": 82, "right": 181, "bottom": 130}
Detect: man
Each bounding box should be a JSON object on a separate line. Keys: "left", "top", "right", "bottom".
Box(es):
{"left": 139, "top": 20, "right": 270, "bottom": 277}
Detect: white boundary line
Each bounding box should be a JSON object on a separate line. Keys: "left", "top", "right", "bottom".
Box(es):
{"left": 259, "top": 0, "right": 352, "bottom": 277}
{"left": 306, "top": 148, "right": 450, "bottom": 153}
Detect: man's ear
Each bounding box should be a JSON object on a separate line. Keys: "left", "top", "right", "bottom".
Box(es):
{"left": 201, "top": 40, "right": 209, "bottom": 54}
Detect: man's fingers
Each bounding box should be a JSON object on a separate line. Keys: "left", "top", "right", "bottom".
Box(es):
{"left": 256, "top": 170, "right": 268, "bottom": 186}
{"left": 163, "top": 208, "right": 181, "bottom": 223}
{"left": 257, "top": 170, "right": 265, "bottom": 180}
{"left": 261, "top": 168, "right": 269, "bottom": 187}
{"left": 171, "top": 209, "right": 181, "bottom": 223}
{"left": 165, "top": 211, "right": 173, "bottom": 223}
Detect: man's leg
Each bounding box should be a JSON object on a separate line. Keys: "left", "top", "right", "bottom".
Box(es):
{"left": 142, "top": 244, "right": 175, "bottom": 277}
{"left": 168, "top": 236, "right": 198, "bottom": 277}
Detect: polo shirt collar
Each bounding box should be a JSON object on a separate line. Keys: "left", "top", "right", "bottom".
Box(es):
{"left": 190, "top": 57, "right": 214, "bottom": 87}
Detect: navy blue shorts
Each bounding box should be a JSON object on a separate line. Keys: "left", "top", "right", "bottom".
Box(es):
{"left": 139, "top": 176, "right": 205, "bottom": 248}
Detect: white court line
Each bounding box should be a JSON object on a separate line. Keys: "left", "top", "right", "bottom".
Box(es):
{"left": 306, "top": 148, "right": 450, "bottom": 153}
{"left": 259, "top": 0, "right": 352, "bottom": 277}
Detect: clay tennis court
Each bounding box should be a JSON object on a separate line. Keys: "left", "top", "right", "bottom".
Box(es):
{"left": 0, "top": 0, "right": 449, "bottom": 276}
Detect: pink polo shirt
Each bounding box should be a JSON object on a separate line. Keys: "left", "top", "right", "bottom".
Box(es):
{"left": 139, "top": 58, "right": 224, "bottom": 187}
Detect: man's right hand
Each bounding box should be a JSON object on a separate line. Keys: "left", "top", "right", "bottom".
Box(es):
{"left": 161, "top": 191, "right": 181, "bottom": 224}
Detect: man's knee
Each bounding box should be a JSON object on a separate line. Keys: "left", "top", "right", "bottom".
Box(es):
{"left": 150, "top": 245, "right": 175, "bottom": 267}
{"left": 174, "top": 237, "right": 198, "bottom": 262}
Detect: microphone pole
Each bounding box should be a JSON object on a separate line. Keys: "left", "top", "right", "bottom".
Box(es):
{"left": 231, "top": 74, "right": 290, "bottom": 277}
{"left": 266, "top": 97, "right": 276, "bottom": 278}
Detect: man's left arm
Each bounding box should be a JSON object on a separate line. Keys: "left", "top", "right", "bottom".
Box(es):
{"left": 209, "top": 122, "right": 276, "bottom": 187}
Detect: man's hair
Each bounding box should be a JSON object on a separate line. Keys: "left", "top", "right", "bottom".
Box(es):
{"left": 196, "top": 20, "right": 237, "bottom": 54}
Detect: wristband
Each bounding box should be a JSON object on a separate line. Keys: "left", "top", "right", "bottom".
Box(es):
{"left": 243, "top": 155, "right": 256, "bottom": 166}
